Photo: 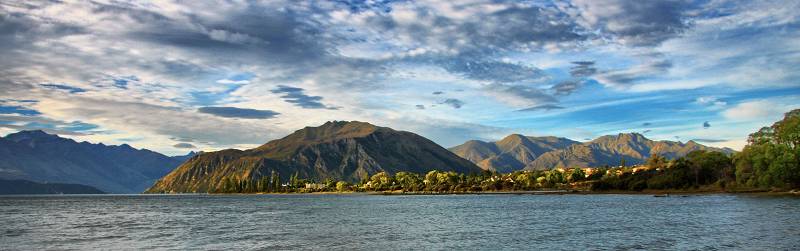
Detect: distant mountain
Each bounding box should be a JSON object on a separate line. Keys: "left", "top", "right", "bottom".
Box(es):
{"left": 0, "top": 179, "right": 104, "bottom": 194}
{"left": 0, "top": 130, "right": 183, "bottom": 193}
{"left": 171, "top": 151, "right": 201, "bottom": 162}
{"left": 147, "top": 121, "right": 482, "bottom": 193}
{"left": 449, "top": 134, "right": 579, "bottom": 172}
{"left": 524, "top": 133, "right": 735, "bottom": 170}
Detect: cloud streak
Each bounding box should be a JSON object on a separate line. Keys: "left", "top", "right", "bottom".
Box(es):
{"left": 198, "top": 107, "right": 279, "bottom": 119}
{"left": 0, "top": 0, "right": 797, "bottom": 154}
{"left": 270, "top": 85, "right": 338, "bottom": 110}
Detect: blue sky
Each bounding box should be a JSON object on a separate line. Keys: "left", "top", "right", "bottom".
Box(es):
{"left": 0, "top": 0, "right": 798, "bottom": 155}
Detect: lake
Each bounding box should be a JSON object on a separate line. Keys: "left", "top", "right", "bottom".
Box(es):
{"left": 1, "top": 194, "right": 799, "bottom": 250}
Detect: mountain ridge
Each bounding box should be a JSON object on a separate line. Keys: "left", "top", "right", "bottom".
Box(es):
{"left": 524, "top": 132, "right": 734, "bottom": 170}
{"left": 449, "top": 134, "right": 579, "bottom": 172}
{"left": 0, "top": 130, "right": 185, "bottom": 193}
{"left": 451, "top": 132, "right": 734, "bottom": 172}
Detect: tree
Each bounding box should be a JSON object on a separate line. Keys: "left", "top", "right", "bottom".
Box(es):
{"left": 620, "top": 156, "right": 626, "bottom": 167}
{"left": 646, "top": 154, "right": 667, "bottom": 169}
{"left": 335, "top": 181, "right": 350, "bottom": 192}
{"left": 735, "top": 109, "right": 800, "bottom": 188}
{"left": 774, "top": 109, "right": 800, "bottom": 149}
{"left": 272, "top": 171, "right": 281, "bottom": 192}
{"left": 513, "top": 172, "right": 536, "bottom": 189}
{"left": 568, "top": 168, "right": 585, "bottom": 183}
{"left": 686, "top": 150, "right": 733, "bottom": 186}
{"left": 587, "top": 168, "right": 606, "bottom": 180}
{"left": 369, "top": 172, "right": 393, "bottom": 191}
{"left": 424, "top": 170, "right": 439, "bottom": 190}
{"left": 543, "top": 170, "right": 564, "bottom": 187}
{"left": 395, "top": 172, "right": 422, "bottom": 191}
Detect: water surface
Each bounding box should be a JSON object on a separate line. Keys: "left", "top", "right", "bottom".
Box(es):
{"left": 1, "top": 194, "right": 798, "bottom": 250}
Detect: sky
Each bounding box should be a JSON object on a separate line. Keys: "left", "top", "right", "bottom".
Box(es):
{"left": 0, "top": 0, "right": 798, "bottom": 155}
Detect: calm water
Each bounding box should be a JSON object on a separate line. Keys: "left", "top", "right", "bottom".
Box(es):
{"left": 1, "top": 194, "right": 799, "bottom": 250}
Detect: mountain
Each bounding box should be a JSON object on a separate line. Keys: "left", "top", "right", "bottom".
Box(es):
{"left": 146, "top": 121, "right": 483, "bottom": 193}
{"left": 171, "top": 151, "right": 201, "bottom": 162}
{"left": 524, "top": 133, "right": 735, "bottom": 170}
{"left": 449, "top": 134, "right": 579, "bottom": 172}
{"left": 0, "top": 179, "right": 104, "bottom": 194}
{"left": 0, "top": 130, "right": 183, "bottom": 193}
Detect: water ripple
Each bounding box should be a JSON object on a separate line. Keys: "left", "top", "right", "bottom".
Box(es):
{"left": 1, "top": 194, "right": 799, "bottom": 250}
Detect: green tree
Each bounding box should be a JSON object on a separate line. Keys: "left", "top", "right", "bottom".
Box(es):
{"left": 424, "top": 170, "right": 439, "bottom": 190}
{"left": 543, "top": 170, "right": 564, "bottom": 187}
{"left": 568, "top": 168, "right": 586, "bottom": 183}
{"left": 646, "top": 154, "right": 667, "bottom": 169}
{"left": 272, "top": 171, "right": 282, "bottom": 192}
{"left": 395, "top": 172, "right": 422, "bottom": 191}
{"left": 335, "top": 181, "right": 350, "bottom": 192}
{"left": 735, "top": 109, "right": 800, "bottom": 188}
{"left": 369, "top": 172, "right": 393, "bottom": 191}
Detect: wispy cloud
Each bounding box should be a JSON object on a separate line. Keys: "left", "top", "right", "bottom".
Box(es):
{"left": 173, "top": 142, "right": 196, "bottom": 149}
{"left": 517, "top": 104, "right": 565, "bottom": 112}
{"left": 270, "top": 85, "right": 338, "bottom": 110}
{"left": 441, "top": 99, "right": 465, "bottom": 109}
{"left": 198, "top": 107, "right": 279, "bottom": 119}
{"left": 40, "top": 84, "right": 87, "bottom": 94}
{"left": 0, "top": 0, "right": 797, "bottom": 154}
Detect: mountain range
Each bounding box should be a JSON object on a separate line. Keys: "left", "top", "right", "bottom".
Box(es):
{"left": 450, "top": 132, "right": 734, "bottom": 172}
{"left": 448, "top": 134, "right": 579, "bottom": 173}
{"left": 0, "top": 130, "right": 186, "bottom": 193}
{"left": 146, "top": 121, "right": 482, "bottom": 193}
{"left": 0, "top": 123, "right": 736, "bottom": 194}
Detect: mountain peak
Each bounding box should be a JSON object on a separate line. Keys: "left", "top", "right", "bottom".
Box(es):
{"left": 592, "top": 132, "right": 649, "bottom": 144}
{"left": 290, "top": 121, "right": 387, "bottom": 142}
{"left": 497, "top": 134, "right": 530, "bottom": 145}
{"left": 5, "top": 130, "right": 60, "bottom": 142}
{"left": 619, "top": 132, "right": 646, "bottom": 139}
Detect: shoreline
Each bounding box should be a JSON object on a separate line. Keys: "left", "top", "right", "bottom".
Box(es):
{"left": 367, "top": 189, "right": 800, "bottom": 196}
{"left": 5, "top": 190, "right": 798, "bottom": 196}
{"left": 133, "top": 188, "right": 800, "bottom": 196}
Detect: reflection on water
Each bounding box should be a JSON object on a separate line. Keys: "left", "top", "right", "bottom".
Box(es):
{"left": 1, "top": 194, "right": 799, "bottom": 250}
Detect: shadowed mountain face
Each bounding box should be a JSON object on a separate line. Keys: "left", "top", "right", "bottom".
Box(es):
{"left": 449, "top": 134, "right": 579, "bottom": 173}
{"left": 523, "top": 133, "right": 735, "bottom": 170}
{"left": 146, "top": 121, "right": 483, "bottom": 193}
{"left": 0, "top": 179, "right": 104, "bottom": 194}
{"left": 0, "top": 130, "right": 183, "bottom": 193}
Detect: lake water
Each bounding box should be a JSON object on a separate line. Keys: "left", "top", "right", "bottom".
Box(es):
{"left": 1, "top": 194, "right": 799, "bottom": 250}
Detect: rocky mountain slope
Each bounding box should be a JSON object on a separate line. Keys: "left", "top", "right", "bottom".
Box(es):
{"left": 0, "top": 130, "right": 183, "bottom": 193}
{"left": 146, "top": 121, "right": 482, "bottom": 193}
{"left": 449, "top": 134, "right": 578, "bottom": 172}
{"left": 451, "top": 132, "right": 734, "bottom": 172}
{"left": 524, "top": 133, "right": 735, "bottom": 170}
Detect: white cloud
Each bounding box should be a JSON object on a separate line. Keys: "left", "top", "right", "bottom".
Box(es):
{"left": 0, "top": 0, "right": 798, "bottom": 156}
{"left": 722, "top": 100, "right": 794, "bottom": 121}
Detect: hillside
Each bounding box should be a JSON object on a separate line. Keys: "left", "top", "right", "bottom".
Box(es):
{"left": 146, "top": 121, "right": 482, "bottom": 193}
{"left": 0, "top": 130, "right": 183, "bottom": 193}
{"left": 449, "top": 134, "right": 579, "bottom": 172}
{"left": 524, "top": 133, "right": 734, "bottom": 170}
{"left": 0, "top": 179, "right": 104, "bottom": 194}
